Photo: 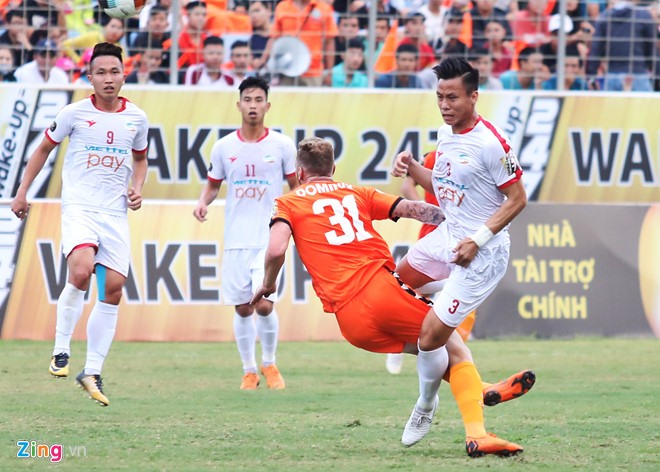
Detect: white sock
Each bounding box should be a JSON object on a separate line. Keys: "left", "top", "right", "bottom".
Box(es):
{"left": 256, "top": 309, "right": 279, "bottom": 366}
{"left": 416, "top": 343, "right": 449, "bottom": 411}
{"left": 233, "top": 313, "right": 257, "bottom": 373}
{"left": 53, "top": 283, "right": 86, "bottom": 356}
{"left": 84, "top": 301, "right": 118, "bottom": 375}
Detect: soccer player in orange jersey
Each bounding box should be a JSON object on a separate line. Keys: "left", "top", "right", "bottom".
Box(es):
{"left": 252, "top": 137, "right": 528, "bottom": 457}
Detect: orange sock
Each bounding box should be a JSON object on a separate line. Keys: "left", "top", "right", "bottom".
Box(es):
{"left": 455, "top": 310, "right": 476, "bottom": 342}
{"left": 449, "top": 361, "right": 487, "bottom": 438}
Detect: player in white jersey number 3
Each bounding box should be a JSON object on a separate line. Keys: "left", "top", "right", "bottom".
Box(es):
{"left": 193, "top": 77, "right": 297, "bottom": 390}
{"left": 392, "top": 57, "right": 528, "bottom": 456}
{"left": 10, "top": 43, "right": 149, "bottom": 407}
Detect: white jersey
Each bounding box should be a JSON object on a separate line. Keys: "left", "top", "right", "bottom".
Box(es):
{"left": 433, "top": 116, "right": 522, "bottom": 240}
{"left": 207, "top": 128, "right": 296, "bottom": 249}
{"left": 46, "top": 95, "right": 149, "bottom": 216}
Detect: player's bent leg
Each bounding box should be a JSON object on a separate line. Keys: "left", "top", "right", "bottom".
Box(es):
{"left": 483, "top": 370, "right": 536, "bottom": 407}
{"left": 50, "top": 248, "right": 95, "bottom": 377}
{"left": 394, "top": 257, "right": 436, "bottom": 292}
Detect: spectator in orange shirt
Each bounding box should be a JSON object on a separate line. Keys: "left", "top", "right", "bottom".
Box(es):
{"left": 399, "top": 12, "right": 435, "bottom": 71}
{"left": 257, "top": 0, "right": 338, "bottom": 86}
{"left": 177, "top": 0, "right": 209, "bottom": 69}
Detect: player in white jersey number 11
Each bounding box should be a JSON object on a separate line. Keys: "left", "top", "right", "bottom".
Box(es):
{"left": 193, "top": 77, "right": 298, "bottom": 391}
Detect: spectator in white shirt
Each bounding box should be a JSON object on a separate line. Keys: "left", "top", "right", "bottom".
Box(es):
{"left": 14, "top": 39, "right": 69, "bottom": 84}
{"left": 184, "top": 36, "right": 235, "bottom": 87}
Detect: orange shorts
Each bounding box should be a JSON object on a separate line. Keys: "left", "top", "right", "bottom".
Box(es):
{"left": 334, "top": 269, "right": 432, "bottom": 354}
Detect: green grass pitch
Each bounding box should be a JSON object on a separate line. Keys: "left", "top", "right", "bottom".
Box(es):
{"left": 1, "top": 338, "right": 658, "bottom": 471}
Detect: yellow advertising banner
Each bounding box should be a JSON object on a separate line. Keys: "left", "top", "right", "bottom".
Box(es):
{"left": 45, "top": 88, "right": 517, "bottom": 200}
{"left": 542, "top": 95, "right": 660, "bottom": 203}
{"left": 8, "top": 87, "right": 658, "bottom": 204}
{"left": 2, "top": 200, "right": 421, "bottom": 342}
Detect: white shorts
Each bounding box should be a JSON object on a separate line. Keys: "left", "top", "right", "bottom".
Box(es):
{"left": 221, "top": 248, "right": 278, "bottom": 306}
{"left": 61, "top": 210, "right": 130, "bottom": 277}
{"left": 406, "top": 224, "right": 510, "bottom": 327}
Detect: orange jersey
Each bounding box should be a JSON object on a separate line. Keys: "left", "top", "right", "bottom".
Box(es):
{"left": 272, "top": 0, "right": 338, "bottom": 77}
{"left": 272, "top": 180, "right": 402, "bottom": 313}
{"left": 419, "top": 151, "right": 440, "bottom": 240}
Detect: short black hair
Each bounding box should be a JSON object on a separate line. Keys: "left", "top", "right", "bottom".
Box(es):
{"left": 231, "top": 40, "right": 249, "bottom": 50}
{"left": 5, "top": 8, "right": 26, "bottom": 23}
{"left": 239, "top": 76, "right": 269, "bottom": 98}
{"left": 203, "top": 35, "right": 224, "bottom": 47}
{"left": 185, "top": 1, "right": 207, "bottom": 11}
{"left": 337, "top": 13, "right": 359, "bottom": 24}
{"left": 346, "top": 38, "right": 365, "bottom": 51}
{"left": 150, "top": 5, "right": 168, "bottom": 16}
{"left": 396, "top": 43, "right": 418, "bottom": 57}
{"left": 432, "top": 57, "right": 479, "bottom": 93}
{"left": 518, "top": 46, "right": 540, "bottom": 63}
{"left": 90, "top": 42, "right": 123, "bottom": 70}
{"left": 376, "top": 16, "right": 390, "bottom": 27}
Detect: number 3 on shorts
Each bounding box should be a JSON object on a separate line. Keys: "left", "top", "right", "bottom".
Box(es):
{"left": 448, "top": 299, "right": 460, "bottom": 314}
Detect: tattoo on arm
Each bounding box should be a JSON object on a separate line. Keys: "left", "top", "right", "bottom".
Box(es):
{"left": 395, "top": 200, "right": 445, "bottom": 225}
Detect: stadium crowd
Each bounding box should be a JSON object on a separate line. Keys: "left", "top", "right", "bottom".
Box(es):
{"left": 0, "top": 0, "right": 659, "bottom": 90}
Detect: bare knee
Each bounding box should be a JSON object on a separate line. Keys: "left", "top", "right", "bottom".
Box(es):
{"left": 235, "top": 304, "right": 254, "bottom": 317}
{"left": 103, "top": 285, "right": 123, "bottom": 305}
{"left": 418, "top": 310, "right": 452, "bottom": 352}
{"left": 254, "top": 300, "right": 273, "bottom": 317}
{"left": 68, "top": 265, "right": 93, "bottom": 289}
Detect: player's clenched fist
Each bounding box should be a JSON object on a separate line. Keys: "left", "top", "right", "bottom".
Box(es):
{"left": 127, "top": 188, "right": 142, "bottom": 211}
{"left": 391, "top": 151, "right": 414, "bottom": 177}
{"left": 193, "top": 203, "right": 208, "bottom": 222}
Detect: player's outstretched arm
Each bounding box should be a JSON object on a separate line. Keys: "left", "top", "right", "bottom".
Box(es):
{"left": 193, "top": 180, "right": 222, "bottom": 222}
{"left": 10, "top": 137, "right": 57, "bottom": 219}
{"left": 393, "top": 200, "right": 445, "bottom": 226}
{"left": 251, "top": 221, "right": 292, "bottom": 304}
